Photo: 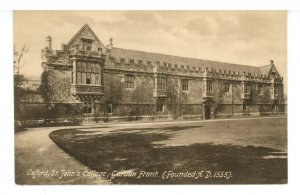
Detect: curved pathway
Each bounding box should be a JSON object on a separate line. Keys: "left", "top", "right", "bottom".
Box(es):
{"left": 15, "top": 126, "right": 111, "bottom": 184}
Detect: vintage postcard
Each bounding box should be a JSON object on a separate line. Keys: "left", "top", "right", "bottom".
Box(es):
{"left": 14, "top": 10, "right": 287, "bottom": 184}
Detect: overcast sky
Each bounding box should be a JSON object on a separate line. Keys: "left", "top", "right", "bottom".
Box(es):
{"left": 14, "top": 10, "right": 287, "bottom": 89}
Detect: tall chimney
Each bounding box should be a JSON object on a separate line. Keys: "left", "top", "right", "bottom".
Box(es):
{"left": 46, "top": 35, "right": 52, "bottom": 50}
{"left": 270, "top": 60, "right": 274, "bottom": 65}
{"left": 108, "top": 38, "right": 113, "bottom": 49}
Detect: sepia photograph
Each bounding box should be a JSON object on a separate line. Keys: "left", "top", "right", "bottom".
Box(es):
{"left": 13, "top": 10, "right": 287, "bottom": 184}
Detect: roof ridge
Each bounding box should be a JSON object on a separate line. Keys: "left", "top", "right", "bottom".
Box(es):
{"left": 112, "top": 47, "right": 260, "bottom": 69}
{"left": 260, "top": 64, "right": 272, "bottom": 68}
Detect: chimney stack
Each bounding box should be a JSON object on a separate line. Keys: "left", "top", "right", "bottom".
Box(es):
{"left": 61, "top": 43, "right": 67, "bottom": 51}
{"left": 270, "top": 60, "right": 274, "bottom": 65}
{"left": 108, "top": 38, "right": 113, "bottom": 49}
{"left": 46, "top": 35, "right": 52, "bottom": 50}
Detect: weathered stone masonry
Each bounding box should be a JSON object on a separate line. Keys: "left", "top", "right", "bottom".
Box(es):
{"left": 40, "top": 24, "right": 285, "bottom": 122}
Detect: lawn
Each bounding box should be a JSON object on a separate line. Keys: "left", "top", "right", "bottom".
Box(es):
{"left": 49, "top": 117, "right": 287, "bottom": 184}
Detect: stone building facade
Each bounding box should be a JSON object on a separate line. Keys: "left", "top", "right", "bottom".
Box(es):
{"left": 41, "top": 24, "right": 285, "bottom": 121}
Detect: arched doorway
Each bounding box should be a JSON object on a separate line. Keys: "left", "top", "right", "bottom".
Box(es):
{"left": 204, "top": 105, "right": 211, "bottom": 119}
{"left": 203, "top": 99, "right": 214, "bottom": 120}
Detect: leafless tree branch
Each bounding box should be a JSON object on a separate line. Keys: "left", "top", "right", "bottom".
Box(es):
{"left": 14, "top": 44, "right": 29, "bottom": 75}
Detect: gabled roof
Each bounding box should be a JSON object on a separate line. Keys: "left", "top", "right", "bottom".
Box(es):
{"left": 259, "top": 65, "right": 272, "bottom": 75}
{"left": 110, "top": 47, "right": 262, "bottom": 74}
{"left": 67, "top": 24, "right": 106, "bottom": 48}
{"left": 259, "top": 63, "right": 279, "bottom": 76}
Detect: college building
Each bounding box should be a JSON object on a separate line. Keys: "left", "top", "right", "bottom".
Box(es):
{"left": 40, "top": 24, "right": 285, "bottom": 122}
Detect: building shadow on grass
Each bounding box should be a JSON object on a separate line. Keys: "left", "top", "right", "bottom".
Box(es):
{"left": 49, "top": 128, "right": 287, "bottom": 184}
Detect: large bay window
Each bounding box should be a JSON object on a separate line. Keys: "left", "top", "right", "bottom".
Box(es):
{"left": 74, "top": 61, "right": 101, "bottom": 85}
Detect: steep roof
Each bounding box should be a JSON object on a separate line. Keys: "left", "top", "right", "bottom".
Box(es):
{"left": 110, "top": 47, "right": 262, "bottom": 74}
{"left": 67, "top": 24, "right": 106, "bottom": 49}
{"left": 259, "top": 65, "right": 272, "bottom": 75}
{"left": 259, "top": 63, "right": 279, "bottom": 76}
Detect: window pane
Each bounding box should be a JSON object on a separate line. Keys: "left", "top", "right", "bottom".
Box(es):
{"left": 182, "top": 79, "right": 189, "bottom": 91}
{"left": 77, "top": 72, "right": 81, "bottom": 84}
{"left": 95, "top": 74, "right": 99, "bottom": 85}
{"left": 125, "top": 75, "right": 134, "bottom": 89}
{"left": 225, "top": 83, "right": 230, "bottom": 93}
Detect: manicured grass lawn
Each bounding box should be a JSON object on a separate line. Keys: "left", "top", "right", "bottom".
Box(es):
{"left": 49, "top": 117, "right": 287, "bottom": 184}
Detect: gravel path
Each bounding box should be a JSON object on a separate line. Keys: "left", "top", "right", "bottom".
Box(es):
{"left": 15, "top": 127, "right": 111, "bottom": 184}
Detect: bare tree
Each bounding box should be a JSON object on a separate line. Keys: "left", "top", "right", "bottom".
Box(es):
{"left": 14, "top": 44, "right": 30, "bottom": 122}
{"left": 13, "top": 44, "right": 29, "bottom": 76}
